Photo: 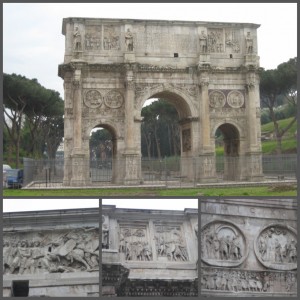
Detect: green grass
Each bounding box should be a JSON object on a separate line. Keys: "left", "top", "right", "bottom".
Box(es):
{"left": 3, "top": 186, "right": 296, "bottom": 197}
{"left": 261, "top": 139, "right": 297, "bottom": 154}
{"left": 261, "top": 117, "right": 297, "bottom": 137}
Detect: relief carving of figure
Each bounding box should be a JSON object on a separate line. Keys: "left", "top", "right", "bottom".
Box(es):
{"left": 199, "top": 30, "right": 207, "bottom": 53}
{"left": 73, "top": 26, "right": 82, "bottom": 51}
{"left": 245, "top": 32, "right": 253, "bottom": 54}
{"left": 125, "top": 28, "right": 134, "bottom": 51}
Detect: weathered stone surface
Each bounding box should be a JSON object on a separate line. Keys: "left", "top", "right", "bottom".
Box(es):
{"left": 59, "top": 18, "right": 263, "bottom": 186}
{"left": 201, "top": 198, "right": 297, "bottom": 297}
{"left": 3, "top": 208, "right": 99, "bottom": 297}
{"left": 102, "top": 205, "right": 198, "bottom": 296}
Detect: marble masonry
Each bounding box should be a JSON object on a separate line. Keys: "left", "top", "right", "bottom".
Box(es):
{"left": 201, "top": 198, "right": 297, "bottom": 297}
{"left": 3, "top": 208, "right": 99, "bottom": 297}
{"left": 59, "top": 18, "right": 263, "bottom": 186}
{"left": 102, "top": 205, "right": 198, "bottom": 296}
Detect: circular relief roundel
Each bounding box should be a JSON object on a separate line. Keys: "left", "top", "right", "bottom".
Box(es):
{"left": 105, "top": 90, "right": 124, "bottom": 109}
{"left": 254, "top": 224, "right": 297, "bottom": 271}
{"left": 84, "top": 90, "right": 103, "bottom": 108}
{"left": 227, "top": 91, "right": 244, "bottom": 108}
{"left": 209, "top": 91, "right": 226, "bottom": 108}
{"left": 201, "top": 220, "right": 248, "bottom": 267}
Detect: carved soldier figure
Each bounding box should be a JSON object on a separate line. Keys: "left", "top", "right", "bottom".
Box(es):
{"left": 245, "top": 32, "right": 253, "bottom": 54}
{"left": 73, "top": 26, "right": 82, "bottom": 51}
{"left": 230, "top": 235, "right": 242, "bottom": 260}
{"left": 199, "top": 30, "right": 208, "bottom": 53}
{"left": 125, "top": 28, "right": 134, "bottom": 51}
{"left": 287, "top": 239, "right": 297, "bottom": 263}
{"left": 10, "top": 240, "right": 32, "bottom": 274}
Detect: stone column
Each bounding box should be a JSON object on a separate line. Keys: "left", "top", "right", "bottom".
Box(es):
{"left": 123, "top": 66, "right": 141, "bottom": 185}
{"left": 245, "top": 71, "right": 263, "bottom": 181}
{"left": 197, "top": 71, "right": 217, "bottom": 183}
{"left": 69, "top": 62, "right": 90, "bottom": 186}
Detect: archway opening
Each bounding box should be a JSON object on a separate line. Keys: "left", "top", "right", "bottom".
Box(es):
{"left": 215, "top": 123, "right": 240, "bottom": 181}
{"left": 140, "top": 91, "right": 193, "bottom": 181}
{"left": 89, "top": 125, "right": 116, "bottom": 183}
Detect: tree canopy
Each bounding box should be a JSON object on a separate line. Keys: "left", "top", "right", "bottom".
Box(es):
{"left": 3, "top": 73, "right": 64, "bottom": 166}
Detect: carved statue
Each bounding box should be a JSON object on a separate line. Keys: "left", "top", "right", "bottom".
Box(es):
{"left": 125, "top": 28, "right": 134, "bottom": 51}
{"left": 73, "top": 26, "right": 82, "bottom": 51}
{"left": 245, "top": 32, "right": 253, "bottom": 54}
{"left": 199, "top": 30, "right": 207, "bottom": 53}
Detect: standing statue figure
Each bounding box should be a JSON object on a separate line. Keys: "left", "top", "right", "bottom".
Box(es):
{"left": 73, "top": 26, "right": 82, "bottom": 51}
{"left": 245, "top": 32, "right": 253, "bottom": 54}
{"left": 199, "top": 30, "right": 208, "bottom": 53}
{"left": 125, "top": 28, "right": 134, "bottom": 51}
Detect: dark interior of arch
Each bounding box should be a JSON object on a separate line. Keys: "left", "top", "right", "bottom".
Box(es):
{"left": 218, "top": 123, "right": 240, "bottom": 156}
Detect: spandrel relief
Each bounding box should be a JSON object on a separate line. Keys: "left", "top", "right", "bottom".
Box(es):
{"left": 119, "top": 227, "right": 152, "bottom": 261}
{"left": 255, "top": 224, "right": 297, "bottom": 270}
{"left": 201, "top": 220, "right": 248, "bottom": 267}
{"left": 154, "top": 224, "right": 189, "bottom": 262}
{"left": 3, "top": 228, "right": 99, "bottom": 275}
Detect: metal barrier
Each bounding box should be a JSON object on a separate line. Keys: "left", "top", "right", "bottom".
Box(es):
{"left": 20, "top": 154, "right": 297, "bottom": 188}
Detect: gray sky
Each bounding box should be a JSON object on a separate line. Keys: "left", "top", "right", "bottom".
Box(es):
{"left": 102, "top": 198, "right": 198, "bottom": 210}
{"left": 3, "top": 3, "right": 297, "bottom": 98}
{"left": 3, "top": 199, "right": 99, "bottom": 212}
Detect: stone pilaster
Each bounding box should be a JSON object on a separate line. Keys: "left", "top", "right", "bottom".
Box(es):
{"left": 123, "top": 66, "right": 141, "bottom": 184}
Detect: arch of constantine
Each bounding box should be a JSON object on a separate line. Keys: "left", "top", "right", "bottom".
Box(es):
{"left": 58, "top": 18, "right": 263, "bottom": 186}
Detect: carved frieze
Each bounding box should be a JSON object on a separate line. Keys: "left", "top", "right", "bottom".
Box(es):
{"left": 84, "top": 89, "right": 103, "bottom": 108}
{"left": 154, "top": 224, "right": 188, "bottom": 262}
{"left": 255, "top": 224, "right": 297, "bottom": 271}
{"left": 3, "top": 228, "right": 99, "bottom": 275}
{"left": 119, "top": 227, "right": 152, "bottom": 261}
{"left": 201, "top": 220, "right": 248, "bottom": 267}
{"left": 201, "top": 267, "right": 297, "bottom": 294}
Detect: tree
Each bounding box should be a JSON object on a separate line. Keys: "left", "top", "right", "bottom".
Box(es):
{"left": 259, "top": 58, "right": 297, "bottom": 154}
{"left": 141, "top": 100, "right": 180, "bottom": 158}
{"left": 3, "top": 73, "right": 64, "bottom": 166}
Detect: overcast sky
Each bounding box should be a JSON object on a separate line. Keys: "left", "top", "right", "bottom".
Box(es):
{"left": 102, "top": 198, "right": 198, "bottom": 210}
{"left": 3, "top": 3, "right": 297, "bottom": 98}
{"left": 3, "top": 198, "right": 99, "bottom": 212}
{"left": 3, "top": 198, "right": 197, "bottom": 212}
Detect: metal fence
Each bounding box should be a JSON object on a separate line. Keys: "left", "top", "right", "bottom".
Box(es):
{"left": 20, "top": 154, "right": 297, "bottom": 188}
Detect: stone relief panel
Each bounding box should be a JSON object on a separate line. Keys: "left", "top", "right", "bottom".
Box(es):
{"left": 102, "top": 215, "right": 109, "bottom": 249}
{"left": 84, "top": 89, "right": 103, "bottom": 108}
{"left": 255, "top": 224, "right": 297, "bottom": 271}
{"left": 182, "top": 129, "right": 191, "bottom": 152}
{"left": 119, "top": 227, "right": 152, "bottom": 261}
{"left": 227, "top": 91, "right": 244, "bottom": 108}
{"left": 207, "top": 28, "right": 224, "bottom": 53}
{"left": 103, "top": 25, "right": 121, "bottom": 50}
{"left": 202, "top": 267, "right": 297, "bottom": 294}
{"left": 3, "top": 228, "right": 99, "bottom": 275}
{"left": 209, "top": 91, "right": 226, "bottom": 108}
{"left": 84, "top": 26, "right": 102, "bottom": 51}
{"left": 225, "top": 29, "right": 241, "bottom": 53}
{"left": 104, "top": 90, "right": 124, "bottom": 109}
{"left": 154, "top": 224, "right": 189, "bottom": 262}
{"left": 201, "top": 220, "right": 248, "bottom": 267}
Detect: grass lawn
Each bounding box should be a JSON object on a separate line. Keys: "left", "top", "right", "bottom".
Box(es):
{"left": 3, "top": 186, "right": 296, "bottom": 197}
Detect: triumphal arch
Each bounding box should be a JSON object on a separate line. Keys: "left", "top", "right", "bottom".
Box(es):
{"left": 59, "top": 18, "right": 263, "bottom": 186}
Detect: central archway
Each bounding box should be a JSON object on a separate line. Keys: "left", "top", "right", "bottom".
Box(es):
{"left": 138, "top": 88, "right": 198, "bottom": 182}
